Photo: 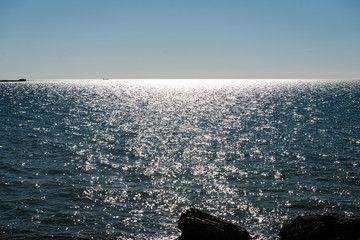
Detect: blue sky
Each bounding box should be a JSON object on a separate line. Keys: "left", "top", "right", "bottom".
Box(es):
{"left": 0, "top": 0, "right": 359, "bottom": 79}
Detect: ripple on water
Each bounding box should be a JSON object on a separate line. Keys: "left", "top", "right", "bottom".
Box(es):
{"left": 1, "top": 79, "right": 360, "bottom": 239}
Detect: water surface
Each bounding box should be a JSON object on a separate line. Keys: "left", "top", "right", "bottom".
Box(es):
{"left": 1, "top": 79, "right": 359, "bottom": 239}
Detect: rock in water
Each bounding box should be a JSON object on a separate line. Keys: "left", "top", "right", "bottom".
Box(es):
{"left": 279, "top": 213, "right": 360, "bottom": 240}
{"left": 178, "top": 207, "right": 250, "bottom": 240}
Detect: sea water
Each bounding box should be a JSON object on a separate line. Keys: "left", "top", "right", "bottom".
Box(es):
{"left": 1, "top": 79, "right": 359, "bottom": 239}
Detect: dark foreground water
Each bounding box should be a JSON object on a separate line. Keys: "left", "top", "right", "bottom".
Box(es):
{"left": 1, "top": 79, "right": 359, "bottom": 239}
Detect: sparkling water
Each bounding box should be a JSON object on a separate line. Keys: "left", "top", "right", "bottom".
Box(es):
{"left": 1, "top": 79, "right": 359, "bottom": 239}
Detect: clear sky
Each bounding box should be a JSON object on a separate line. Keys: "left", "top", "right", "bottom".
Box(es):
{"left": 1, "top": 0, "right": 359, "bottom": 79}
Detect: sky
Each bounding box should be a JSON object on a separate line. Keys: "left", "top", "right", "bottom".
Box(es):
{"left": 0, "top": 0, "right": 359, "bottom": 79}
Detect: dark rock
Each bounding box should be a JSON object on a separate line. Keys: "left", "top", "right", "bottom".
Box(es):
{"left": 279, "top": 213, "right": 360, "bottom": 240}
{"left": 178, "top": 207, "right": 250, "bottom": 240}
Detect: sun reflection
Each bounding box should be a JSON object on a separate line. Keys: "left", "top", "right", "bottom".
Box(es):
{"left": 112, "top": 79, "right": 278, "bottom": 89}
{"left": 3, "top": 79, "right": 358, "bottom": 239}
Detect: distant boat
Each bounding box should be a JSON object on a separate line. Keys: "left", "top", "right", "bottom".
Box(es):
{"left": 0, "top": 78, "right": 26, "bottom": 82}
{"left": 102, "top": 78, "right": 109, "bottom": 80}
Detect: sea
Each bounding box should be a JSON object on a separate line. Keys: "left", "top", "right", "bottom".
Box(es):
{"left": 1, "top": 79, "right": 359, "bottom": 239}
